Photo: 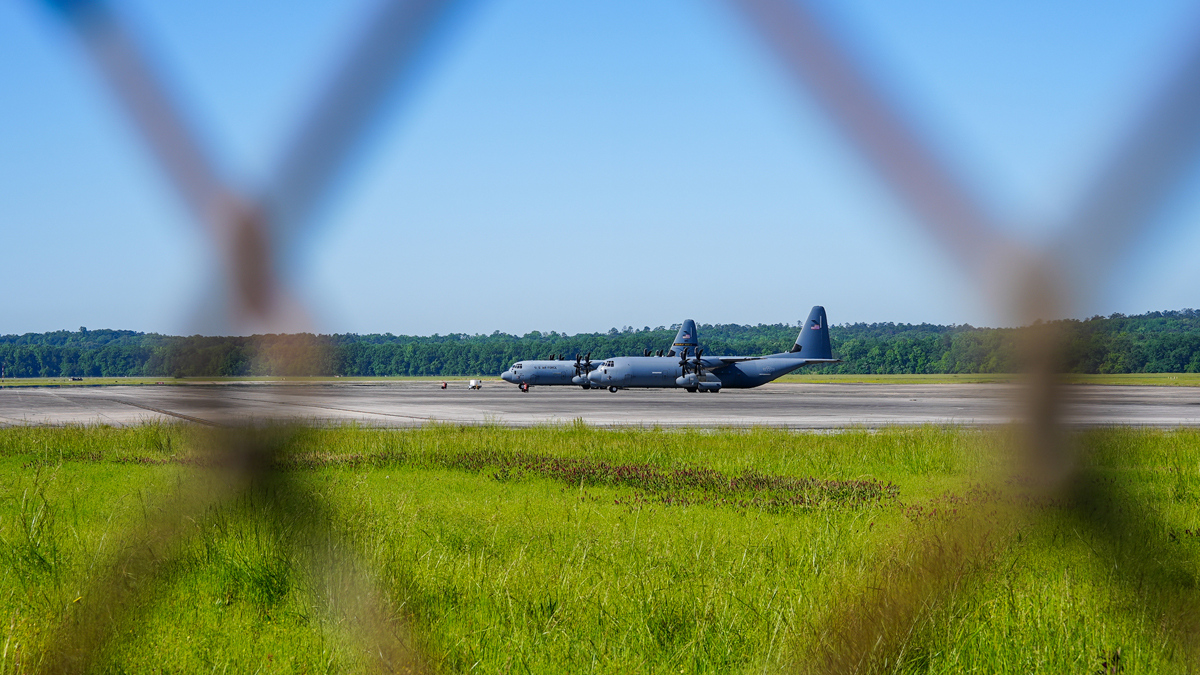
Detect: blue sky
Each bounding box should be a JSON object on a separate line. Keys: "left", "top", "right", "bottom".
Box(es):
{"left": 3, "top": 0, "right": 1200, "bottom": 336}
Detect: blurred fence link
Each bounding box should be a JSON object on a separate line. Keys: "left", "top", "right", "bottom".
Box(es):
{"left": 40, "top": 0, "right": 471, "bottom": 670}
{"left": 730, "top": 0, "right": 1200, "bottom": 670}
{"left": 34, "top": 0, "right": 1200, "bottom": 671}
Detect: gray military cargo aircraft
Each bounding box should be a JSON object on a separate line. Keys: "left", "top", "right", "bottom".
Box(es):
{"left": 499, "top": 322, "right": 698, "bottom": 391}
{"left": 588, "top": 306, "right": 839, "bottom": 393}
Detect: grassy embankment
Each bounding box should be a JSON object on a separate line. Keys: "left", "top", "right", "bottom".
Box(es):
{"left": 4, "top": 373, "right": 1200, "bottom": 387}
{"left": 3, "top": 424, "right": 1200, "bottom": 672}
{"left": 777, "top": 372, "right": 1200, "bottom": 385}
{"left": 0, "top": 375, "right": 499, "bottom": 388}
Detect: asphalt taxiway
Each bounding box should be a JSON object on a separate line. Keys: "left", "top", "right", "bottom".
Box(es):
{"left": 2, "top": 381, "right": 1199, "bottom": 428}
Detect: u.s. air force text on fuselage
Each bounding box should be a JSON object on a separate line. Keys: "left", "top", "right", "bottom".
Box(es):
{"left": 500, "top": 306, "right": 840, "bottom": 393}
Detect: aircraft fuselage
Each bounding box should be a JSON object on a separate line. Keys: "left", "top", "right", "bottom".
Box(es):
{"left": 500, "top": 360, "right": 580, "bottom": 386}
{"left": 587, "top": 354, "right": 813, "bottom": 390}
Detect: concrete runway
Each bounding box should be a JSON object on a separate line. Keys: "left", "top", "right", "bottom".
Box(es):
{"left": 2, "top": 381, "right": 1199, "bottom": 428}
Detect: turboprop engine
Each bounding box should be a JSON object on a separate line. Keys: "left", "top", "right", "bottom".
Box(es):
{"left": 675, "top": 347, "right": 722, "bottom": 391}
{"left": 571, "top": 353, "right": 595, "bottom": 387}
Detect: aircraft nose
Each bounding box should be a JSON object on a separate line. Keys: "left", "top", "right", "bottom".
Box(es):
{"left": 501, "top": 371, "right": 513, "bottom": 382}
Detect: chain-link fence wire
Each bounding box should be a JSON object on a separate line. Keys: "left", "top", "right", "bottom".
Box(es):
{"left": 37, "top": 0, "right": 472, "bottom": 670}
{"left": 729, "top": 0, "right": 1200, "bottom": 670}
{"left": 30, "top": 0, "right": 1200, "bottom": 671}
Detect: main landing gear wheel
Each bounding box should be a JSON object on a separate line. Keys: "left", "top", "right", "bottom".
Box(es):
{"left": 609, "top": 386, "right": 618, "bottom": 393}
{"left": 519, "top": 383, "right": 529, "bottom": 392}
{"left": 686, "top": 387, "right": 697, "bottom": 393}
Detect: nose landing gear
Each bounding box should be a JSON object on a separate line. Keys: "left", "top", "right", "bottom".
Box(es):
{"left": 609, "top": 386, "right": 618, "bottom": 393}
{"left": 519, "top": 382, "right": 529, "bottom": 392}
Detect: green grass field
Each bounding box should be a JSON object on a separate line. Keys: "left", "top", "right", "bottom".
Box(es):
{"left": 0, "top": 375, "right": 502, "bottom": 388}
{"left": 4, "top": 372, "right": 1199, "bottom": 388}
{"left": 776, "top": 372, "right": 1200, "bottom": 386}
{"left": 4, "top": 424, "right": 1200, "bottom": 673}
{"left": 774, "top": 373, "right": 1021, "bottom": 384}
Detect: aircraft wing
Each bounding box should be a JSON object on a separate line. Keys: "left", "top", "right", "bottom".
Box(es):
{"left": 715, "top": 356, "right": 843, "bottom": 364}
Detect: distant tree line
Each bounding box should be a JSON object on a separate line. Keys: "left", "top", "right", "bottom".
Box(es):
{"left": 2, "top": 310, "right": 1199, "bottom": 378}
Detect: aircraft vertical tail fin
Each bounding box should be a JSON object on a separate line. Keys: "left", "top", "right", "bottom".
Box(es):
{"left": 790, "top": 306, "right": 832, "bottom": 359}
{"left": 668, "top": 319, "right": 698, "bottom": 357}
